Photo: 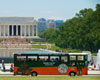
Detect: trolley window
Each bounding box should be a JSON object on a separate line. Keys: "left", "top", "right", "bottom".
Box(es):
{"left": 78, "top": 56, "right": 84, "bottom": 60}
{"left": 70, "top": 56, "right": 76, "bottom": 60}
{"left": 17, "top": 56, "right": 26, "bottom": 61}
{"left": 39, "top": 56, "right": 48, "bottom": 61}
{"left": 61, "top": 56, "right": 68, "bottom": 62}
{"left": 50, "top": 56, "right": 59, "bottom": 61}
{"left": 28, "top": 56, "right": 37, "bottom": 61}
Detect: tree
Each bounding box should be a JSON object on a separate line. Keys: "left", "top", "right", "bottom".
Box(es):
{"left": 96, "top": 4, "right": 100, "bottom": 11}
{"left": 55, "top": 4, "right": 100, "bottom": 52}
{"left": 39, "top": 28, "right": 59, "bottom": 43}
{"left": 40, "top": 4, "right": 100, "bottom": 52}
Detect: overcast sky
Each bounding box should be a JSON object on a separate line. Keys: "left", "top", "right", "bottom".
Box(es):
{"left": 0, "top": 0, "right": 100, "bottom": 21}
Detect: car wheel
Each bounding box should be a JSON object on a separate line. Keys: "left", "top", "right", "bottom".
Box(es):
{"left": 69, "top": 72, "right": 76, "bottom": 76}
{"left": 31, "top": 72, "right": 37, "bottom": 76}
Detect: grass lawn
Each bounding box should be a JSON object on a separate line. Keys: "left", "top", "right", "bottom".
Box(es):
{"left": 32, "top": 45, "right": 47, "bottom": 49}
{"left": 50, "top": 45, "right": 82, "bottom": 53}
{"left": 32, "top": 44, "right": 97, "bottom": 54}
{"left": 0, "top": 76, "right": 100, "bottom": 80}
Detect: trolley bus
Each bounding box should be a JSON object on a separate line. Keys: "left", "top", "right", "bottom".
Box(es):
{"left": 14, "top": 50, "right": 88, "bottom": 76}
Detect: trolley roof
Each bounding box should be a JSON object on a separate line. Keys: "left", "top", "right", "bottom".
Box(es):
{"left": 14, "top": 50, "right": 88, "bottom": 55}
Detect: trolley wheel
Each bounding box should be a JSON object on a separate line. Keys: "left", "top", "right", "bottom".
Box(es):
{"left": 31, "top": 72, "right": 37, "bottom": 76}
{"left": 69, "top": 72, "right": 76, "bottom": 76}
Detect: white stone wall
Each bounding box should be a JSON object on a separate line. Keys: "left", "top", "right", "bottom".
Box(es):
{"left": 0, "top": 48, "right": 36, "bottom": 57}
{"left": 0, "top": 22, "right": 38, "bottom": 38}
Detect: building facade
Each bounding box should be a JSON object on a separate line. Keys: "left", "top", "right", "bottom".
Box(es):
{"left": 55, "top": 20, "right": 64, "bottom": 27}
{"left": 47, "top": 19, "right": 56, "bottom": 28}
{"left": 38, "top": 18, "right": 47, "bottom": 32}
{"left": 0, "top": 17, "right": 38, "bottom": 38}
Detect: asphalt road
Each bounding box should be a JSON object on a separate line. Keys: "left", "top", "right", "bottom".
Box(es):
{"left": 0, "top": 74, "right": 100, "bottom": 77}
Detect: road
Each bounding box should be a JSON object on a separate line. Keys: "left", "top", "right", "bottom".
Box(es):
{"left": 0, "top": 74, "right": 100, "bottom": 77}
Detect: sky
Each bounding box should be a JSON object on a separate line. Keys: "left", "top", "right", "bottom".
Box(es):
{"left": 0, "top": 0, "right": 100, "bottom": 21}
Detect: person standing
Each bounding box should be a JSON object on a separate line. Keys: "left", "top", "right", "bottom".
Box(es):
{"left": 10, "top": 64, "right": 13, "bottom": 72}
{"left": 98, "top": 64, "right": 100, "bottom": 69}
{"left": 2, "top": 60, "right": 6, "bottom": 72}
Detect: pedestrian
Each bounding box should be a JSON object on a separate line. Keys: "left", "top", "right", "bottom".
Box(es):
{"left": 94, "top": 65, "right": 96, "bottom": 69}
{"left": 10, "top": 64, "right": 13, "bottom": 72}
{"left": 2, "top": 60, "right": 6, "bottom": 72}
{"left": 98, "top": 64, "right": 100, "bottom": 69}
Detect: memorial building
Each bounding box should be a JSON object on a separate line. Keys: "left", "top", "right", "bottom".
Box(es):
{"left": 0, "top": 17, "right": 38, "bottom": 38}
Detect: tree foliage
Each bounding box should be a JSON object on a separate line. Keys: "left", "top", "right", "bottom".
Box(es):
{"left": 40, "top": 4, "right": 100, "bottom": 52}
{"left": 39, "top": 28, "right": 59, "bottom": 43}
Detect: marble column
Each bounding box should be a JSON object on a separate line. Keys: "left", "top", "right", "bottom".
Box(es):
{"left": 16, "top": 25, "right": 18, "bottom": 36}
{"left": 20, "top": 25, "right": 22, "bottom": 36}
{"left": 24, "top": 25, "right": 26, "bottom": 36}
{"left": 1, "top": 25, "right": 3, "bottom": 36}
{"left": 26, "top": 25, "right": 28, "bottom": 36}
{"left": 32, "top": 25, "right": 34, "bottom": 36}
{"left": 30, "top": 25, "right": 32, "bottom": 36}
{"left": 28, "top": 25, "right": 30, "bottom": 37}
{"left": 12, "top": 25, "right": 13, "bottom": 36}
{"left": 4, "top": 25, "right": 5, "bottom": 36}
{"left": 22, "top": 25, "right": 25, "bottom": 36}
{"left": 36, "top": 25, "right": 38, "bottom": 36}
{"left": 5, "top": 25, "right": 8, "bottom": 36}
{"left": 8, "top": 25, "right": 9, "bottom": 36}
